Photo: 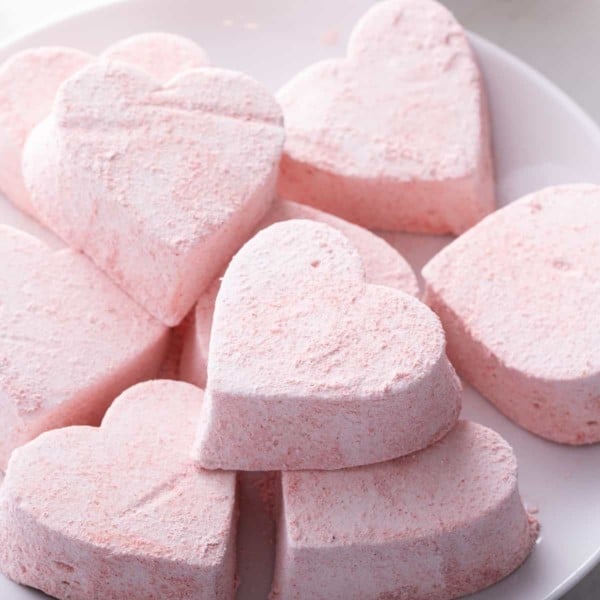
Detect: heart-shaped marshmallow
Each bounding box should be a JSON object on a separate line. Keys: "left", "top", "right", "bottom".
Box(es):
{"left": 0, "top": 380, "right": 237, "bottom": 600}
{"left": 179, "top": 199, "right": 419, "bottom": 387}
{"left": 271, "top": 421, "right": 537, "bottom": 600}
{"left": 23, "top": 62, "right": 285, "bottom": 325}
{"left": 423, "top": 184, "right": 600, "bottom": 444}
{"left": 0, "top": 33, "right": 208, "bottom": 217}
{"left": 0, "top": 47, "right": 91, "bottom": 213}
{"left": 194, "top": 219, "right": 461, "bottom": 471}
{"left": 101, "top": 32, "right": 210, "bottom": 82}
{"left": 0, "top": 225, "right": 168, "bottom": 469}
{"left": 277, "top": 0, "right": 494, "bottom": 234}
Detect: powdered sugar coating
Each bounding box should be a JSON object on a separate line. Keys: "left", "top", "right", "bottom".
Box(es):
{"left": 0, "top": 380, "right": 237, "bottom": 600}
{"left": 423, "top": 184, "right": 600, "bottom": 444}
{"left": 272, "top": 421, "right": 537, "bottom": 600}
{"left": 194, "top": 220, "right": 461, "bottom": 470}
{"left": 101, "top": 32, "right": 209, "bottom": 82}
{"left": 23, "top": 63, "right": 284, "bottom": 325}
{"left": 0, "top": 47, "right": 91, "bottom": 213}
{"left": 0, "top": 34, "right": 208, "bottom": 218}
{"left": 264, "top": 201, "right": 418, "bottom": 292}
{"left": 179, "top": 199, "right": 418, "bottom": 387}
{"left": 277, "top": 0, "right": 494, "bottom": 234}
{"left": 0, "top": 226, "right": 168, "bottom": 469}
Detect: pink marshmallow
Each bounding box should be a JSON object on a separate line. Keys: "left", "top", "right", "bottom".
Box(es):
{"left": 179, "top": 199, "right": 419, "bottom": 387}
{"left": 0, "top": 380, "right": 237, "bottom": 600}
{"left": 277, "top": 0, "right": 494, "bottom": 234}
{"left": 0, "top": 47, "right": 91, "bottom": 213}
{"left": 194, "top": 219, "right": 461, "bottom": 471}
{"left": 272, "top": 420, "right": 538, "bottom": 600}
{"left": 101, "top": 32, "right": 210, "bottom": 82}
{"left": 423, "top": 184, "right": 600, "bottom": 444}
{"left": 0, "top": 225, "right": 168, "bottom": 469}
{"left": 23, "top": 62, "right": 285, "bottom": 325}
{"left": 0, "top": 33, "right": 208, "bottom": 217}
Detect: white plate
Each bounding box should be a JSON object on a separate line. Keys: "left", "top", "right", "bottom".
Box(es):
{"left": 1, "top": 1, "right": 599, "bottom": 599}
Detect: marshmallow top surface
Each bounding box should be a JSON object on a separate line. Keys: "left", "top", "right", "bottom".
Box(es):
{"left": 0, "top": 225, "right": 165, "bottom": 418}
{"left": 282, "top": 421, "right": 518, "bottom": 545}
{"left": 101, "top": 32, "right": 210, "bottom": 82}
{"left": 40, "top": 61, "right": 283, "bottom": 251}
{"left": 278, "top": 0, "right": 484, "bottom": 181}
{"left": 423, "top": 184, "right": 600, "bottom": 380}
{"left": 209, "top": 219, "right": 447, "bottom": 398}
{"left": 1, "top": 380, "right": 236, "bottom": 562}
{"left": 262, "top": 200, "right": 418, "bottom": 294}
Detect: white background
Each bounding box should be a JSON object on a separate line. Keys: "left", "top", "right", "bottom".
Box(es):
{"left": 0, "top": 1, "right": 598, "bottom": 598}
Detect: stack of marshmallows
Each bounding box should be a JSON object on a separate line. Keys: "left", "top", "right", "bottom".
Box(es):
{"left": 1, "top": 1, "right": 598, "bottom": 599}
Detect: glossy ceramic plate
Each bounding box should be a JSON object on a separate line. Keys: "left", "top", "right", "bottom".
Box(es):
{"left": 0, "top": 1, "right": 599, "bottom": 599}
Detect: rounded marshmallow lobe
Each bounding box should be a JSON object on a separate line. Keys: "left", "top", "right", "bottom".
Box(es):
{"left": 179, "top": 199, "right": 418, "bottom": 387}
{"left": 0, "top": 46, "right": 91, "bottom": 213}
{"left": 23, "top": 62, "right": 285, "bottom": 326}
{"left": 423, "top": 184, "right": 600, "bottom": 444}
{"left": 194, "top": 219, "right": 461, "bottom": 470}
{"left": 262, "top": 201, "right": 419, "bottom": 293}
{"left": 272, "top": 421, "right": 538, "bottom": 600}
{"left": 0, "top": 225, "right": 168, "bottom": 469}
{"left": 101, "top": 32, "right": 210, "bottom": 82}
{"left": 178, "top": 280, "right": 221, "bottom": 388}
{"left": 0, "top": 34, "right": 207, "bottom": 220}
{"left": 277, "top": 0, "right": 494, "bottom": 234}
{"left": 0, "top": 380, "right": 237, "bottom": 600}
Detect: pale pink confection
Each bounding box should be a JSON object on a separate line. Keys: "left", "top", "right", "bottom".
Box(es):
{"left": 0, "top": 380, "right": 237, "bottom": 600}
{"left": 271, "top": 421, "right": 538, "bottom": 600}
{"left": 23, "top": 62, "right": 284, "bottom": 326}
{"left": 179, "top": 198, "right": 419, "bottom": 387}
{"left": 101, "top": 32, "right": 210, "bottom": 82}
{"left": 423, "top": 185, "right": 600, "bottom": 444}
{"left": 0, "top": 225, "right": 168, "bottom": 470}
{"left": 0, "top": 47, "right": 91, "bottom": 213}
{"left": 0, "top": 34, "right": 206, "bottom": 218}
{"left": 277, "top": 0, "right": 494, "bottom": 234}
{"left": 194, "top": 220, "right": 461, "bottom": 471}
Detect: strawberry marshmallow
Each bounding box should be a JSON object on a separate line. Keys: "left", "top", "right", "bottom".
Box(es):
{"left": 0, "top": 47, "right": 91, "bottom": 213}
{"left": 271, "top": 421, "right": 537, "bottom": 600}
{"left": 423, "top": 184, "right": 600, "bottom": 444}
{"left": 179, "top": 199, "right": 419, "bottom": 387}
{"left": 277, "top": 0, "right": 494, "bottom": 234}
{"left": 0, "top": 225, "right": 168, "bottom": 469}
{"left": 0, "top": 380, "right": 237, "bottom": 600}
{"left": 101, "top": 32, "right": 210, "bottom": 82}
{"left": 194, "top": 220, "right": 461, "bottom": 471}
{"left": 23, "top": 62, "right": 285, "bottom": 325}
{"left": 0, "top": 34, "right": 208, "bottom": 217}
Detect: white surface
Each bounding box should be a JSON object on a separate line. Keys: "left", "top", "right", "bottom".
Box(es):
{"left": 0, "top": 1, "right": 599, "bottom": 599}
